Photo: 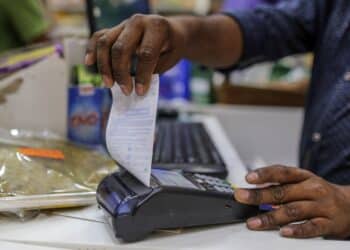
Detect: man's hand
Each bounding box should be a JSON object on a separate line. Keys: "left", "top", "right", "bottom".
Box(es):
{"left": 85, "top": 14, "right": 187, "bottom": 96}
{"left": 85, "top": 14, "right": 243, "bottom": 96}
{"left": 234, "top": 165, "right": 350, "bottom": 239}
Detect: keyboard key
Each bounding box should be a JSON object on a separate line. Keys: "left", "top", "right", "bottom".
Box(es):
{"left": 174, "top": 123, "right": 184, "bottom": 163}
{"left": 153, "top": 123, "right": 163, "bottom": 163}
{"left": 192, "top": 124, "right": 210, "bottom": 164}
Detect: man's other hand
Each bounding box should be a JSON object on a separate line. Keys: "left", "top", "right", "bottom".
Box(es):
{"left": 235, "top": 165, "right": 350, "bottom": 239}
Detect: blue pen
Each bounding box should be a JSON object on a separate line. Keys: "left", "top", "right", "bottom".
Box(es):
{"left": 259, "top": 204, "right": 280, "bottom": 212}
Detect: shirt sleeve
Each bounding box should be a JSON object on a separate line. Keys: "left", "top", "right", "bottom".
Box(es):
{"left": 225, "top": 0, "right": 330, "bottom": 69}
{"left": 3, "top": 0, "right": 49, "bottom": 43}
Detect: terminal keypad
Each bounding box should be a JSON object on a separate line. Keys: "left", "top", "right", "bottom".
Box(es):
{"left": 192, "top": 174, "right": 234, "bottom": 194}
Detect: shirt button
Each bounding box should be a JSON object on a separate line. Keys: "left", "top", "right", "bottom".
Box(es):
{"left": 344, "top": 72, "right": 350, "bottom": 81}
{"left": 312, "top": 132, "right": 322, "bottom": 143}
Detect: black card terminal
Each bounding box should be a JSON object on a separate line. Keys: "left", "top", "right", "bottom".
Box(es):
{"left": 97, "top": 168, "right": 259, "bottom": 242}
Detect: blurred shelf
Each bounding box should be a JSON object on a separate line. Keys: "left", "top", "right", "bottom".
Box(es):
{"left": 215, "top": 83, "right": 305, "bottom": 107}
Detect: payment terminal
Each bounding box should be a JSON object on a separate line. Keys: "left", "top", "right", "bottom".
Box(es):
{"left": 97, "top": 168, "right": 259, "bottom": 242}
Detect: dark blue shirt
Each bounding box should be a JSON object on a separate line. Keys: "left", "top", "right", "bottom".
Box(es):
{"left": 228, "top": 0, "right": 350, "bottom": 184}
{"left": 222, "top": 0, "right": 278, "bottom": 11}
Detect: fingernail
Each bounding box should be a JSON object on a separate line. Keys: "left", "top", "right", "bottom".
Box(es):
{"left": 85, "top": 54, "right": 92, "bottom": 65}
{"left": 247, "top": 172, "right": 259, "bottom": 182}
{"left": 120, "top": 85, "right": 130, "bottom": 95}
{"left": 280, "top": 227, "right": 293, "bottom": 237}
{"left": 247, "top": 217, "right": 262, "bottom": 229}
{"left": 235, "top": 189, "right": 250, "bottom": 201}
{"left": 102, "top": 75, "right": 113, "bottom": 87}
{"left": 136, "top": 83, "right": 144, "bottom": 96}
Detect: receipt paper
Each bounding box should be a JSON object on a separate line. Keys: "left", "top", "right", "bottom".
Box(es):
{"left": 106, "top": 75, "right": 159, "bottom": 186}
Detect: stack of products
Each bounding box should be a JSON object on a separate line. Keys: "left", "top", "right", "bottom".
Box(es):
{"left": 68, "top": 64, "right": 111, "bottom": 148}
{"left": 159, "top": 59, "right": 191, "bottom": 103}
{"left": 190, "top": 64, "right": 214, "bottom": 104}
{"left": 0, "top": 43, "right": 63, "bottom": 78}
{"left": 0, "top": 128, "right": 118, "bottom": 216}
{"left": 159, "top": 60, "right": 215, "bottom": 104}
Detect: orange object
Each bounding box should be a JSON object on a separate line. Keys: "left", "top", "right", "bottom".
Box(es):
{"left": 19, "top": 148, "right": 65, "bottom": 160}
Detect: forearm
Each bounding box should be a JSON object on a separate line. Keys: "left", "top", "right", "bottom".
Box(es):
{"left": 340, "top": 185, "right": 350, "bottom": 201}
{"left": 168, "top": 15, "right": 243, "bottom": 68}
{"left": 86, "top": 13, "right": 243, "bottom": 95}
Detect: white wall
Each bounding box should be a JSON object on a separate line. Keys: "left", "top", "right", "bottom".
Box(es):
{"left": 0, "top": 55, "right": 68, "bottom": 136}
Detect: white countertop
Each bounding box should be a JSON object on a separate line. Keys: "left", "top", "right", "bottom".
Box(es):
{"left": 0, "top": 205, "right": 347, "bottom": 250}
{"left": 0, "top": 115, "right": 346, "bottom": 250}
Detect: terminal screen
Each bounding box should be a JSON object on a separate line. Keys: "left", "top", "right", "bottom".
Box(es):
{"left": 152, "top": 169, "right": 198, "bottom": 189}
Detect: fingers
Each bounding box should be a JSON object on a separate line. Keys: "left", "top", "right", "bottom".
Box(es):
{"left": 135, "top": 17, "right": 169, "bottom": 95}
{"left": 246, "top": 165, "right": 314, "bottom": 185}
{"left": 86, "top": 14, "right": 175, "bottom": 95}
{"left": 235, "top": 182, "right": 314, "bottom": 205}
{"left": 85, "top": 29, "right": 108, "bottom": 66}
{"left": 246, "top": 201, "right": 321, "bottom": 230}
{"left": 235, "top": 164, "right": 349, "bottom": 239}
{"left": 111, "top": 17, "right": 144, "bottom": 95}
{"left": 96, "top": 26, "right": 124, "bottom": 87}
{"left": 280, "top": 218, "right": 331, "bottom": 238}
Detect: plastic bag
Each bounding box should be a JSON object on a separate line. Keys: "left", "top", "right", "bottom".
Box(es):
{"left": 0, "top": 128, "right": 118, "bottom": 216}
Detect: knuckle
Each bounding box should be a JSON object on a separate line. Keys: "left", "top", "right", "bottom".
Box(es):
{"left": 92, "top": 31, "right": 100, "bottom": 39}
{"left": 309, "top": 220, "right": 321, "bottom": 235}
{"left": 294, "top": 225, "right": 306, "bottom": 237}
{"left": 138, "top": 47, "right": 157, "bottom": 62}
{"left": 260, "top": 213, "right": 276, "bottom": 227}
{"left": 309, "top": 178, "right": 328, "bottom": 197}
{"left": 112, "top": 71, "right": 125, "bottom": 80}
{"left": 300, "top": 168, "right": 313, "bottom": 176}
{"left": 270, "top": 164, "right": 286, "bottom": 169}
{"left": 294, "top": 221, "right": 321, "bottom": 237}
{"left": 281, "top": 166, "right": 292, "bottom": 178}
{"left": 97, "top": 36, "right": 108, "bottom": 48}
{"left": 271, "top": 185, "right": 286, "bottom": 203}
{"left": 250, "top": 189, "right": 263, "bottom": 204}
{"left": 93, "top": 29, "right": 106, "bottom": 38}
{"left": 111, "top": 41, "right": 125, "bottom": 58}
{"left": 112, "top": 70, "right": 129, "bottom": 82}
{"left": 284, "top": 204, "right": 300, "bottom": 219}
{"left": 272, "top": 165, "right": 291, "bottom": 178}
{"left": 130, "top": 14, "right": 144, "bottom": 24}
{"left": 86, "top": 45, "right": 94, "bottom": 53}
{"left": 316, "top": 185, "right": 328, "bottom": 197}
{"left": 255, "top": 168, "right": 267, "bottom": 180}
{"left": 256, "top": 165, "right": 287, "bottom": 180}
{"left": 150, "top": 16, "right": 169, "bottom": 30}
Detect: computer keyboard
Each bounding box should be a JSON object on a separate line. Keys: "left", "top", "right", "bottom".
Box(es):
{"left": 152, "top": 121, "right": 227, "bottom": 178}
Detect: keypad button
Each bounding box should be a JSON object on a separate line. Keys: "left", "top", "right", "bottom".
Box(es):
{"left": 196, "top": 178, "right": 204, "bottom": 183}
{"left": 220, "top": 181, "right": 229, "bottom": 186}
{"left": 191, "top": 174, "right": 233, "bottom": 193}
{"left": 215, "top": 186, "right": 225, "bottom": 192}
{"left": 194, "top": 174, "right": 205, "bottom": 179}
{"left": 217, "top": 182, "right": 228, "bottom": 188}
{"left": 206, "top": 180, "right": 215, "bottom": 185}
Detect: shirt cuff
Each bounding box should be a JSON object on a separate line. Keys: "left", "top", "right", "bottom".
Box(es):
{"left": 218, "top": 11, "right": 266, "bottom": 72}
